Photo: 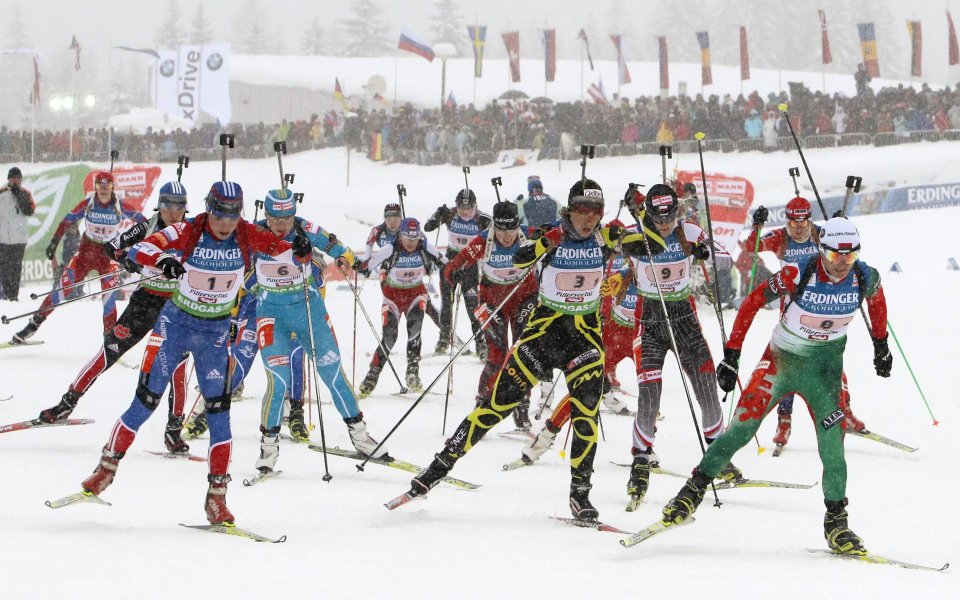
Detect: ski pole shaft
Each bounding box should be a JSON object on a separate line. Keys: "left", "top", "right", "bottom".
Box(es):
{"left": 534, "top": 375, "right": 562, "bottom": 420}
{"left": 490, "top": 176, "right": 502, "bottom": 202}
{"left": 300, "top": 258, "right": 332, "bottom": 482}
{"left": 30, "top": 270, "right": 117, "bottom": 300}
{"left": 177, "top": 155, "right": 190, "bottom": 183}
{"left": 442, "top": 284, "right": 461, "bottom": 435}
{"left": 887, "top": 320, "right": 938, "bottom": 425}
{"left": 840, "top": 175, "right": 862, "bottom": 218}
{"left": 659, "top": 145, "right": 672, "bottom": 184}
{"left": 355, "top": 250, "right": 551, "bottom": 471}
{"left": 694, "top": 133, "right": 729, "bottom": 345}
{"left": 396, "top": 184, "right": 407, "bottom": 219}
{"left": 2, "top": 275, "right": 164, "bottom": 324}
{"left": 778, "top": 104, "right": 827, "bottom": 220}
{"left": 273, "top": 141, "right": 287, "bottom": 188}
{"left": 338, "top": 265, "right": 408, "bottom": 394}
{"left": 351, "top": 271, "right": 358, "bottom": 385}
{"left": 788, "top": 166, "right": 800, "bottom": 196}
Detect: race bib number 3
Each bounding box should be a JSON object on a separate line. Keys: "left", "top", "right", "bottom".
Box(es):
{"left": 555, "top": 272, "right": 601, "bottom": 291}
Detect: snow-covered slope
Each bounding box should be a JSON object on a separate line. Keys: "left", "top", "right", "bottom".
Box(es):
{"left": 1, "top": 144, "right": 956, "bottom": 599}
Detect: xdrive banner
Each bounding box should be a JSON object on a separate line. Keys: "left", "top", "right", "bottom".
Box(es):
{"left": 155, "top": 43, "right": 231, "bottom": 126}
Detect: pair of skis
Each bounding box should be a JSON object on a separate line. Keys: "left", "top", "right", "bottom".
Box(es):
{"left": 773, "top": 428, "right": 918, "bottom": 456}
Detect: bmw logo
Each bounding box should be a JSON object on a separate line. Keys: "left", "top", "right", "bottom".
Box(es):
{"left": 160, "top": 60, "right": 175, "bottom": 77}
{"left": 207, "top": 53, "right": 223, "bottom": 71}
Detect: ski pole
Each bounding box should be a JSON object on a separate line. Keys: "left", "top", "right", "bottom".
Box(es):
{"left": 351, "top": 271, "right": 358, "bottom": 385}
{"left": 273, "top": 141, "right": 287, "bottom": 188}
{"left": 839, "top": 175, "right": 862, "bottom": 218}
{"left": 788, "top": 166, "right": 800, "bottom": 196}
{"left": 176, "top": 155, "right": 190, "bottom": 183}
{"left": 30, "top": 271, "right": 117, "bottom": 300}
{"left": 396, "top": 184, "right": 407, "bottom": 219}
{"left": 219, "top": 133, "right": 234, "bottom": 182}
{"left": 887, "top": 321, "right": 938, "bottom": 425}
{"left": 628, "top": 204, "right": 722, "bottom": 507}
{"left": 778, "top": 103, "right": 828, "bottom": 220}
{"left": 354, "top": 249, "right": 552, "bottom": 472}
{"left": 109, "top": 149, "right": 119, "bottom": 173}
{"left": 579, "top": 144, "right": 595, "bottom": 185}
{"left": 2, "top": 274, "right": 164, "bottom": 324}
{"left": 337, "top": 265, "right": 408, "bottom": 394}
{"left": 659, "top": 145, "right": 672, "bottom": 184}
{"left": 462, "top": 166, "right": 471, "bottom": 197}
{"left": 299, "top": 234, "right": 332, "bottom": 482}
{"left": 442, "top": 284, "right": 461, "bottom": 435}
{"left": 534, "top": 375, "right": 562, "bottom": 420}
{"left": 491, "top": 176, "right": 502, "bottom": 202}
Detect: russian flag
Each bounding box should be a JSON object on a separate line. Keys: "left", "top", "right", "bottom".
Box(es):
{"left": 398, "top": 28, "right": 435, "bottom": 62}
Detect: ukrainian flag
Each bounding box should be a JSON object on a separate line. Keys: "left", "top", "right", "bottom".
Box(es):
{"left": 857, "top": 22, "right": 880, "bottom": 77}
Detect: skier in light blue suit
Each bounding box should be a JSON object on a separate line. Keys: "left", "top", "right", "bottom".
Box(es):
{"left": 251, "top": 188, "right": 387, "bottom": 474}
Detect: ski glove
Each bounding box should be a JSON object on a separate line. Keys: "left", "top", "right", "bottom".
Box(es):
{"left": 120, "top": 256, "right": 142, "bottom": 274}
{"left": 541, "top": 226, "right": 564, "bottom": 248}
{"left": 872, "top": 336, "right": 892, "bottom": 377}
{"left": 156, "top": 253, "right": 186, "bottom": 279}
{"left": 716, "top": 348, "right": 740, "bottom": 393}
{"left": 607, "top": 223, "right": 626, "bottom": 242}
{"left": 433, "top": 205, "right": 452, "bottom": 224}
{"left": 691, "top": 242, "right": 711, "bottom": 261}
{"left": 752, "top": 205, "right": 769, "bottom": 227}
{"left": 356, "top": 260, "right": 371, "bottom": 277}
{"left": 45, "top": 237, "right": 61, "bottom": 261}
{"left": 292, "top": 231, "right": 312, "bottom": 259}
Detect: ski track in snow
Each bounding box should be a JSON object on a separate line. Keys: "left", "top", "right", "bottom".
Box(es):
{"left": 1, "top": 146, "right": 957, "bottom": 599}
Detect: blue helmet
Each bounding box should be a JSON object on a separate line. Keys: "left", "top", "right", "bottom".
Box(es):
{"left": 264, "top": 188, "right": 297, "bottom": 217}
{"left": 205, "top": 181, "right": 243, "bottom": 218}
{"left": 527, "top": 175, "right": 543, "bottom": 194}
{"left": 399, "top": 217, "right": 422, "bottom": 240}
{"left": 157, "top": 181, "right": 188, "bottom": 210}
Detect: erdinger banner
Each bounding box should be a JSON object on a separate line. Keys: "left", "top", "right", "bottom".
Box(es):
{"left": 155, "top": 44, "right": 231, "bottom": 126}
{"left": 82, "top": 167, "right": 162, "bottom": 212}
{"left": 675, "top": 170, "right": 755, "bottom": 255}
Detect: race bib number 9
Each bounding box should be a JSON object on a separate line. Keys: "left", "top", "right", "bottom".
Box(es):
{"left": 555, "top": 272, "right": 601, "bottom": 291}
{"left": 644, "top": 261, "right": 685, "bottom": 283}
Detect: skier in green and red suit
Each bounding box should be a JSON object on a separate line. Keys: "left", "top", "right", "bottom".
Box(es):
{"left": 657, "top": 217, "right": 893, "bottom": 555}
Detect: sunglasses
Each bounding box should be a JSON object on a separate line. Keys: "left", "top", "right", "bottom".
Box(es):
{"left": 95, "top": 180, "right": 113, "bottom": 188}
{"left": 786, "top": 217, "right": 810, "bottom": 226}
{"left": 821, "top": 247, "right": 859, "bottom": 265}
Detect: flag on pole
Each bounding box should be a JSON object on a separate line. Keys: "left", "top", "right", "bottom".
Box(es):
{"left": 577, "top": 29, "right": 594, "bottom": 71}
{"left": 906, "top": 21, "right": 922, "bottom": 77}
{"left": 333, "top": 78, "right": 351, "bottom": 110}
{"left": 445, "top": 91, "right": 457, "bottom": 110}
{"left": 949, "top": 11, "right": 960, "bottom": 66}
{"left": 398, "top": 28, "right": 435, "bottom": 62}
{"left": 695, "top": 31, "right": 712, "bottom": 85}
{"left": 114, "top": 46, "right": 161, "bottom": 59}
{"left": 69, "top": 36, "right": 81, "bottom": 70}
{"left": 543, "top": 29, "right": 556, "bottom": 82}
{"left": 30, "top": 54, "right": 41, "bottom": 105}
{"left": 858, "top": 23, "right": 880, "bottom": 77}
{"left": 502, "top": 31, "right": 520, "bottom": 82}
{"left": 467, "top": 25, "right": 486, "bottom": 77}
{"left": 818, "top": 9, "right": 833, "bottom": 64}
{"left": 739, "top": 26, "right": 750, "bottom": 80}
{"left": 587, "top": 78, "right": 609, "bottom": 105}
{"left": 657, "top": 36, "right": 669, "bottom": 92}
{"left": 610, "top": 34, "right": 631, "bottom": 85}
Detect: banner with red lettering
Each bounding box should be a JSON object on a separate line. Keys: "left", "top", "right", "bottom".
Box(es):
{"left": 82, "top": 166, "right": 162, "bottom": 212}
{"left": 675, "top": 170, "right": 755, "bottom": 256}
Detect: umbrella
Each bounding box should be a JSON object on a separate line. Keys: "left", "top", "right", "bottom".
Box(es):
{"left": 530, "top": 96, "right": 554, "bottom": 104}
{"left": 499, "top": 90, "right": 529, "bottom": 100}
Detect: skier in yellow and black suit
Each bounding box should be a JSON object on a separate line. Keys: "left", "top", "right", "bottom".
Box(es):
{"left": 403, "top": 178, "right": 666, "bottom": 520}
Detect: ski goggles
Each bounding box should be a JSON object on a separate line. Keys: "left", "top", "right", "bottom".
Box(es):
{"left": 786, "top": 217, "right": 810, "bottom": 227}
{"left": 158, "top": 195, "right": 187, "bottom": 210}
{"left": 206, "top": 197, "right": 243, "bottom": 219}
{"left": 821, "top": 246, "right": 859, "bottom": 265}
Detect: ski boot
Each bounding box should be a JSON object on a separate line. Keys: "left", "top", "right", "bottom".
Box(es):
{"left": 773, "top": 414, "right": 792, "bottom": 447}
{"left": 38, "top": 389, "right": 81, "bottom": 424}
{"left": 569, "top": 474, "right": 599, "bottom": 521}
{"left": 11, "top": 315, "right": 42, "bottom": 345}
{"left": 717, "top": 462, "right": 743, "bottom": 483}
{"left": 287, "top": 402, "right": 310, "bottom": 442}
{"left": 183, "top": 410, "right": 208, "bottom": 439}
{"left": 411, "top": 451, "right": 456, "bottom": 497}
{"left": 824, "top": 499, "right": 867, "bottom": 555}
{"left": 601, "top": 389, "right": 631, "bottom": 416}
{"left": 164, "top": 415, "right": 190, "bottom": 454}
{"left": 358, "top": 365, "right": 382, "bottom": 399}
{"left": 205, "top": 474, "right": 235, "bottom": 525}
{"left": 405, "top": 362, "right": 422, "bottom": 391}
{"left": 81, "top": 447, "right": 124, "bottom": 495}
{"left": 231, "top": 381, "right": 246, "bottom": 403}
{"left": 434, "top": 337, "right": 450, "bottom": 355}
{"left": 520, "top": 421, "right": 560, "bottom": 464}
{"left": 345, "top": 414, "right": 387, "bottom": 458}
{"left": 255, "top": 429, "right": 280, "bottom": 473}
{"left": 627, "top": 450, "right": 652, "bottom": 502}
{"left": 662, "top": 468, "right": 712, "bottom": 524}
{"left": 512, "top": 398, "right": 532, "bottom": 431}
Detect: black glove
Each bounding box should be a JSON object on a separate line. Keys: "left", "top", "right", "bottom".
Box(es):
{"left": 752, "top": 205, "right": 769, "bottom": 227}
{"left": 156, "top": 253, "right": 186, "bottom": 279}
{"left": 607, "top": 223, "right": 626, "bottom": 242}
{"left": 716, "top": 348, "right": 740, "bottom": 393}
{"left": 691, "top": 242, "right": 711, "bottom": 261}
{"left": 229, "top": 320, "right": 240, "bottom": 344}
{"left": 433, "top": 205, "right": 452, "bottom": 223}
{"left": 292, "top": 230, "right": 312, "bottom": 259}
{"left": 356, "top": 260, "right": 371, "bottom": 277}
{"left": 45, "top": 237, "right": 61, "bottom": 261}
{"left": 530, "top": 225, "right": 547, "bottom": 240}
{"left": 873, "top": 336, "right": 892, "bottom": 377}
{"left": 120, "top": 256, "right": 142, "bottom": 274}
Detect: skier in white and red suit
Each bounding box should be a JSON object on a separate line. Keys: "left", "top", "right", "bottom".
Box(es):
{"left": 740, "top": 196, "right": 867, "bottom": 449}
{"left": 10, "top": 171, "right": 146, "bottom": 344}
{"left": 442, "top": 200, "right": 539, "bottom": 427}
{"left": 76, "top": 181, "right": 308, "bottom": 525}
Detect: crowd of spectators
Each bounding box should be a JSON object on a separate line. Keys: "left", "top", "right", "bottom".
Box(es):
{"left": 3, "top": 78, "right": 960, "bottom": 165}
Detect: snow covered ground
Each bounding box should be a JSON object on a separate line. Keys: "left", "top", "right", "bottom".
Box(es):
{"left": 1, "top": 144, "right": 957, "bottom": 598}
